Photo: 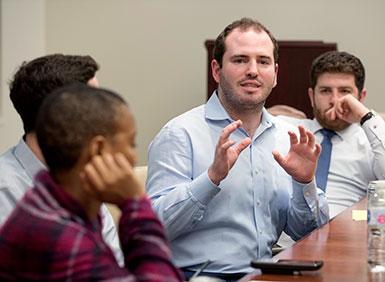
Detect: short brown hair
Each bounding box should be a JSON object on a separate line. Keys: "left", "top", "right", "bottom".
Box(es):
{"left": 310, "top": 51, "right": 365, "bottom": 93}
{"left": 213, "top": 17, "right": 279, "bottom": 67}
{"left": 9, "top": 54, "right": 99, "bottom": 134}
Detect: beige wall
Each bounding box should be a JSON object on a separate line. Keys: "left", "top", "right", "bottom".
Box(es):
{"left": 1, "top": 0, "right": 385, "bottom": 164}
{"left": 0, "top": 0, "right": 46, "bottom": 153}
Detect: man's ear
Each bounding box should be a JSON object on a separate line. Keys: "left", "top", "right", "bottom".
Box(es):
{"left": 308, "top": 88, "right": 315, "bottom": 108}
{"left": 211, "top": 59, "right": 221, "bottom": 83}
{"left": 359, "top": 88, "right": 367, "bottom": 103}
{"left": 273, "top": 63, "right": 279, "bottom": 88}
{"left": 88, "top": 135, "right": 108, "bottom": 158}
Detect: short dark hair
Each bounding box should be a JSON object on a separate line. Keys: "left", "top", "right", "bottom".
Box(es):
{"left": 310, "top": 51, "right": 365, "bottom": 93}
{"left": 213, "top": 17, "right": 279, "bottom": 67}
{"left": 9, "top": 54, "right": 99, "bottom": 134}
{"left": 36, "top": 84, "right": 127, "bottom": 173}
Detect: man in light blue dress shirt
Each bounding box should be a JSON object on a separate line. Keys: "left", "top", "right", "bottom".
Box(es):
{"left": 0, "top": 54, "right": 123, "bottom": 266}
{"left": 146, "top": 18, "right": 329, "bottom": 280}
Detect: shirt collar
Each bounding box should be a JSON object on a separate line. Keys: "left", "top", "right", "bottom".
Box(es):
{"left": 312, "top": 119, "right": 359, "bottom": 141}
{"left": 204, "top": 91, "right": 274, "bottom": 138}
{"left": 205, "top": 91, "right": 231, "bottom": 121}
{"left": 260, "top": 108, "right": 275, "bottom": 128}
{"left": 311, "top": 119, "right": 325, "bottom": 133}
{"left": 14, "top": 138, "right": 45, "bottom": 181}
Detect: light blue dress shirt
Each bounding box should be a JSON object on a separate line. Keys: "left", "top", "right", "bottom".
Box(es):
{"left": 0, "top": 138, "right": 124, "bottom": 266}
{"left": 147, "top": 93, "right": 329, "bottom": 274}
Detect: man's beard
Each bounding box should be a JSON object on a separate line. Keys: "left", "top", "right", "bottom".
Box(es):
{"left": 313, "top": 106, "right": 350, "bottom": 131}
{"left": 219, "top": 73, "right": 268, "bottom": 113}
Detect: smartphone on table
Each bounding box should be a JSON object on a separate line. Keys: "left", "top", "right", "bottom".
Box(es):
{"left": 250, "top": 259, "right": 323, "bottom": 274}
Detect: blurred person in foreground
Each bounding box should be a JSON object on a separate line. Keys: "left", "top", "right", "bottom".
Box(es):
{"left": 0, "top": 84, "right": 183, "bottom": 281}
{"left": 0, "top": 54, "right": 124, "bottom": 264}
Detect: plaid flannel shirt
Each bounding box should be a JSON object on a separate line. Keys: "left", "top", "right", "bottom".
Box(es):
{"left": 0, "top": 170, "right": 183, "bottom": 281}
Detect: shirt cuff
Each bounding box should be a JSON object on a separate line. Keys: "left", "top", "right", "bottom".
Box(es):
{"left": 292, "top": 179, "right": 318, "bottom": 204}
{"left": 362, "top": 115, "right": 385, "bottom": 146}
{"left": 188, "top": 170, "right": 221, "bottom": 206}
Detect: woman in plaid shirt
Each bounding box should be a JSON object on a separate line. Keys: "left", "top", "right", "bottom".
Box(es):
{"left": 0, "top": 84, "right": 183, "bottom": 282}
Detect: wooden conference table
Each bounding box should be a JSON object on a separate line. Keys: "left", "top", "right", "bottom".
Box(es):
{"left": 240, "top": 198, "right": 385, "bottom": 281}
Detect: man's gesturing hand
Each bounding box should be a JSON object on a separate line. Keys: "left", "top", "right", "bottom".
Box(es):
{"left": 208, "top": 120, "right": 251, "bottom": 186}
{"left": 273, "top": 126, "right": 321, "bottom": 183}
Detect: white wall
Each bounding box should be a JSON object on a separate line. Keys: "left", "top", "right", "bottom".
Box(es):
{"left": 0, "top": 0, "right": 46, "bottom": 153}
{"left": 1, "top": 0, "right": 384, "bottom": 164}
